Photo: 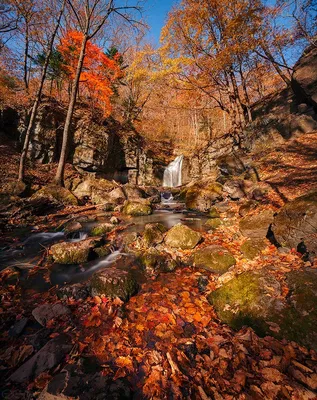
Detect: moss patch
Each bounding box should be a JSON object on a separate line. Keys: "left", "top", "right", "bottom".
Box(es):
{"left": 241, "top": 238, "right": 266, "bottom": 260}
{"left": 123, "top": 201, "right": 152, "bottom": 216}
{"left": 165, "top": 223, "right": 202, "bottom": 250}
{"left": 194, "top": 245, "right": 236, "bottom": 273}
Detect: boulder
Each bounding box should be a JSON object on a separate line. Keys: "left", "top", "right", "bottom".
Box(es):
{"left": 272, "top": 191, "right": 317, "bottom": 259}
{"left": 31, "top": 185, "right": 78, "bottom": 206}
{"left": 92, "top": 186, "right": 126, "bottom": 206}
{"left": 90, "top": 268, "right": 137, "bottom": 301}
{"left": 239, "top": 200, "right": 258, "bottom": 217}
{"left": 50, "top": 237, "right": 102, "bottom": 264}
{"left": 209, "top": 207, "right": 220, "bottom": 218}
{"left": 64, "top": 221, "right": 82, "bottom": 233}
{"left": 73, "top": 178, "right": 116, "bottom": 201}
{"left": 1, "top": 180, "right": 26, "bottom": 196}
{"left": 123, "top": 200, "right": 152, "bottom": 216}
{"left": 204, "top": 218, "right": 222, "bottom": 231}
{"left": 142, "top": 223, "right": 167, "bottom": 247}
{"left": 91, "top": 223, "right": 115, "bottom": 236}
{"left": 32, "top": 304, "right": 70, "bottom": 326}
{"left": 164, "top": 223, "right": 202, "bottom": 249}
{"left": 239, "top": 210, "right": 274, "bottom": 238}
{"left": 241, "top": 238, "right": 267, "bottom": 260}
{"left": 216, "top": 154, "right": 246, "bottom": 177}
{"left": 292, "top": 45, "right": 317, "bottom": 108}
{"left": 208, "top": 268, "right": 317, "bottom": 350}
{"left": 122, "top": 184, "right": 146, "bottom": 200}
{"left": 137, "top": 248, "right": 177, "bottom": 276}
{"left": 9, "top": 336, "right": 72, "bottom": 383}
{"left": 185, "top": 181, "right": 223, "bottom": 212}
{"left": 223, "top": 179, "right": 248, "bottom": 200}
{"left": 193, "top": 245, "right": 236, "bottom": 273}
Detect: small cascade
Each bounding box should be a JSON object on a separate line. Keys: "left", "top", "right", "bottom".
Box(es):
{"left": 163, "top": 155, "right": 184, "bottom": 187}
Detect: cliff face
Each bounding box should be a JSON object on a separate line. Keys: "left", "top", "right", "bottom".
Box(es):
{"left": 181, "top": 46, "right": 317, "bottom": 184}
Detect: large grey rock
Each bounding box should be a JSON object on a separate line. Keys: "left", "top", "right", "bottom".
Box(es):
{"left": 165, "top": 223, "right": 202, "bottom": 249}
{"left": 32, "top": 304, "right": 70, "bottom": 326}
{"left": 9, "top": 336, "right": 72, "bottom": 383}
{"left": 239, "top": 210, "right": 274, "bottom": 238}
{"left": 50, "top": 237, "right": 102, "bottom": 264}
{"left": 272, "top": 191, "right": 317, "bottom": 259}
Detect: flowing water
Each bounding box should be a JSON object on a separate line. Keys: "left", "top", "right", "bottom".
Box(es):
{"left": 163, "top": 155, "right": 184, "bottom": 187}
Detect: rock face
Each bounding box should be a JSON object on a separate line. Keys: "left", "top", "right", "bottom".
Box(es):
{"left": 165, "top": 224, "right": 202, "bottom": 249}
{"left": 239, "top": 210, "right": 274, "bottom": 239}
{"left": 194, "top": 246, "right": 236, "bottom": 273}
{"left": 292, "top": 45, "right": 317, "bottom": 109}
{"left": 272, "top": 191, "right": 317, "bottom": 258}
{"left": 90, "top": 268, "right": 137, "bottom": 301}
{"left": 50, "top": 238, "right": 102, "bottom": 264}
{"left": 208, "top": 268, "right": 317, "bottom": 351}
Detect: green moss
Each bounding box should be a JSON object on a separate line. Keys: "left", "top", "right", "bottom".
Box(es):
{"left": 143, "top": 223, "right": 167, "bottom": 247}
{"left": 91, "top": 223, "right": 114, "bottom": 236}
{"left": 194, "top": 246, "right": 236, "bottom": 273}
{"left": 94, "top": 245, "right": 111, "bottom": 258}
{"left": 241, "top": 239, "right": 266, "bottom": 260}
{"left": 165, "top": 223, "right": 202, "bottom": 249}
{"left": 32, "top": 185, "right": 78, "bottom": 206}
{"left": 204, "top": 218, "right": 222, "bottom": 230}
{"left": 209, "top": 207, "right": 220, "bottom": 218}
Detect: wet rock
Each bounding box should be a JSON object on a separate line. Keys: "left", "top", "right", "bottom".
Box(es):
{"left": 64, "top": 221, "right": 82, "bottom": 233}
{"left": 91, "top": 223, "right": 115, "bottom": 236}
{"left": 204, "top": 218, "right": 222, "bottom": 231}
{"left": 142, "top": 223, "right": 167, "bottom": 247}
{"left": 272, "top": 191, "right": 317, "bottom": 259}
{"left": 50, "top": 237, "right": 102, "bottom": 264}
{"left": 185, "top": 181, "right": 223, "bottom": 212}
{"left": 57, "top": 284, "right": 89, "bottom": 300}
{"left": 90, "top": 268, "right": 138, "bottom": 301}
{"left": 209, "top": 207, "right": 220, "bottom": 218}
{"left": 31, "top": 185, "right": 78, "bottom": 206}
{"left": 9, "top": 335, "right": 72, "bottom": 383}
{"left": 9, "top": 318, "right": 28, "bottom": 337}
{"left": 239, "top": 200, "right": 258, "bottom": 217}
{"left": 197, "top": 275, "right": 209, "bottom": 293}
{"left": 123, "top": 200, "right": 152, "bottom": 216}
{"left": 164, "top": 223, "right": 202, "bottom": 249}
{"left": 208, "top": 268, "right": 317, "bottom": 350}
{"left": 239, "top": 210, "right": 274, "bottom": 238}
{"left": 32, "top": 303, "right": 70, "bottom": 326}
{"left": 193, "top": 245, "right": 236, "bottom": 274}
{"left": 241, "top": 238, "right": 267, "bottom": 260}
{"left": 94, "top": 244, "right": 112, "bottom": 258}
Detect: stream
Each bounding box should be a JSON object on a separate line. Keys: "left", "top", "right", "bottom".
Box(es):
{"left": 0, "top": 200, "right": 209, "bottom": 292}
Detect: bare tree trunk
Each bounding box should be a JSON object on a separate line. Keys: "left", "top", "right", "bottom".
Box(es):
{"left": 229, "top": 69, "right": 246, "bottom": 128}
{"left": 24, "top": 22, "right": 29, "bottom": 91}
{"left": 239, "top": 65, "right": 252, "bottom": 122}
{"left": 54, "top": 35, "right": 88, "bottom": 186}
{"left": 18, "top": 0, "right": 66, "bottom": 182}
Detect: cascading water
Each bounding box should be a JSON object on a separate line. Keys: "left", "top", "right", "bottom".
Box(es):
{"left": 163, "top": 155, "right": 184, "bottom": 188}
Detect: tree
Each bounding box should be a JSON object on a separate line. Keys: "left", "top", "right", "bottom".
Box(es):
{"left": 54, "top": 0, "right": 141, "bottom": 186}
{"left": 18, "top": 0, "right": 66, "bottom": 182}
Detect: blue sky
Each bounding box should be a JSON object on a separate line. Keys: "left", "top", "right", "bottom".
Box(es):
{"left": 144, "top": 0, "right": 176, "bottom": 45}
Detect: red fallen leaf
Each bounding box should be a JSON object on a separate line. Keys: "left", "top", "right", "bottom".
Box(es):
{"left": 49, "top": 332, "right": 60, "bottom": 338}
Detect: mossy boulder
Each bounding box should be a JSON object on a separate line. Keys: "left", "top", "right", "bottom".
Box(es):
{"left": 241, "top": 238, "right": 266, "bottom": 260}
{"left": 90, "top": 268, "right": 137, "bottom": 301}
{"left": 209, "top": 207, "right": 220, "bottom": 218}
{"left": 31, "top": 185, "right": 78, "bottom": 206}
{"left": 137, "top": 248, "right": 177, "bottom": 276}
{"left": 73, "top": 178, "right": 115, "bottom": 199}
{"left": 239, "top": 210, "right": 274, "bottom": 238}
{"left": 1, "top": 181, "right": 27, "bottom": 196}
{"left": 204, "top": 218, "right": 222, "bottom": 231}
{"left": 194, "top": 245, "right": 236, "bottom": 273}
{"left": 164, "top": 223, "right": 202, "bottom": 249}
{"left": 94, "top": 245, "right": 111, "bottom": 258}
{"left": 142, "top": 223, "right": 167, "bottom": 247}
{"left": 272, "top": 191, "right": 317, "bottom": 259}
{"left": 185, "top": 181, "right": 223, "bottom": 212}
{"left": 92, "top": 187, "right": 126, "bottom": 206}
{"left": 91, "top": 223, "right": 115, "bottom": 236}
{"left": 50, "top": 237, "right": 102, "bottom": 264}
{"left": 208, "top": 268, "right": 317, "bottom": 351}
{"left": 123, "top": 200, "right": 152, "bottom": 216}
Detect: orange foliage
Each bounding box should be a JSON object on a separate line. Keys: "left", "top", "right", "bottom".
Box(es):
{"left": 58, "top": 31, "right": 123, "bottom": 115}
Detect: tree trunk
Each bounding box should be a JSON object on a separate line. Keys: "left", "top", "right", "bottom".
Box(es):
{"left": 54, "top": 35, "right": 88, "bottom": 186}
{"left": 24, "top": 22, "right": 29, "bottom": 91}
{"left": 239, "top": 64, "right": 252, "bottom": 122}
{"left": 229, "top": 69, "right": 246, "bottom": 128}
{"left": 18, "top": 0, "right": 66, "bottom": 182}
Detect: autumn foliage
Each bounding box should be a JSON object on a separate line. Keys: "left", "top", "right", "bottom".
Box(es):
{"left": 58, "top": 31, "right": 123, "bottom": 116}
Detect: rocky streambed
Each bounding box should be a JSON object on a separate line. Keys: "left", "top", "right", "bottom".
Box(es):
{"left": 0, "top": 181, "right": 317, "bottom": 399}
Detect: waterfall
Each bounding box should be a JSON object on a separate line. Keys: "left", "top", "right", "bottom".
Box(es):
{"left": 163, "top": 155, "right": 184, "bottom": 187}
